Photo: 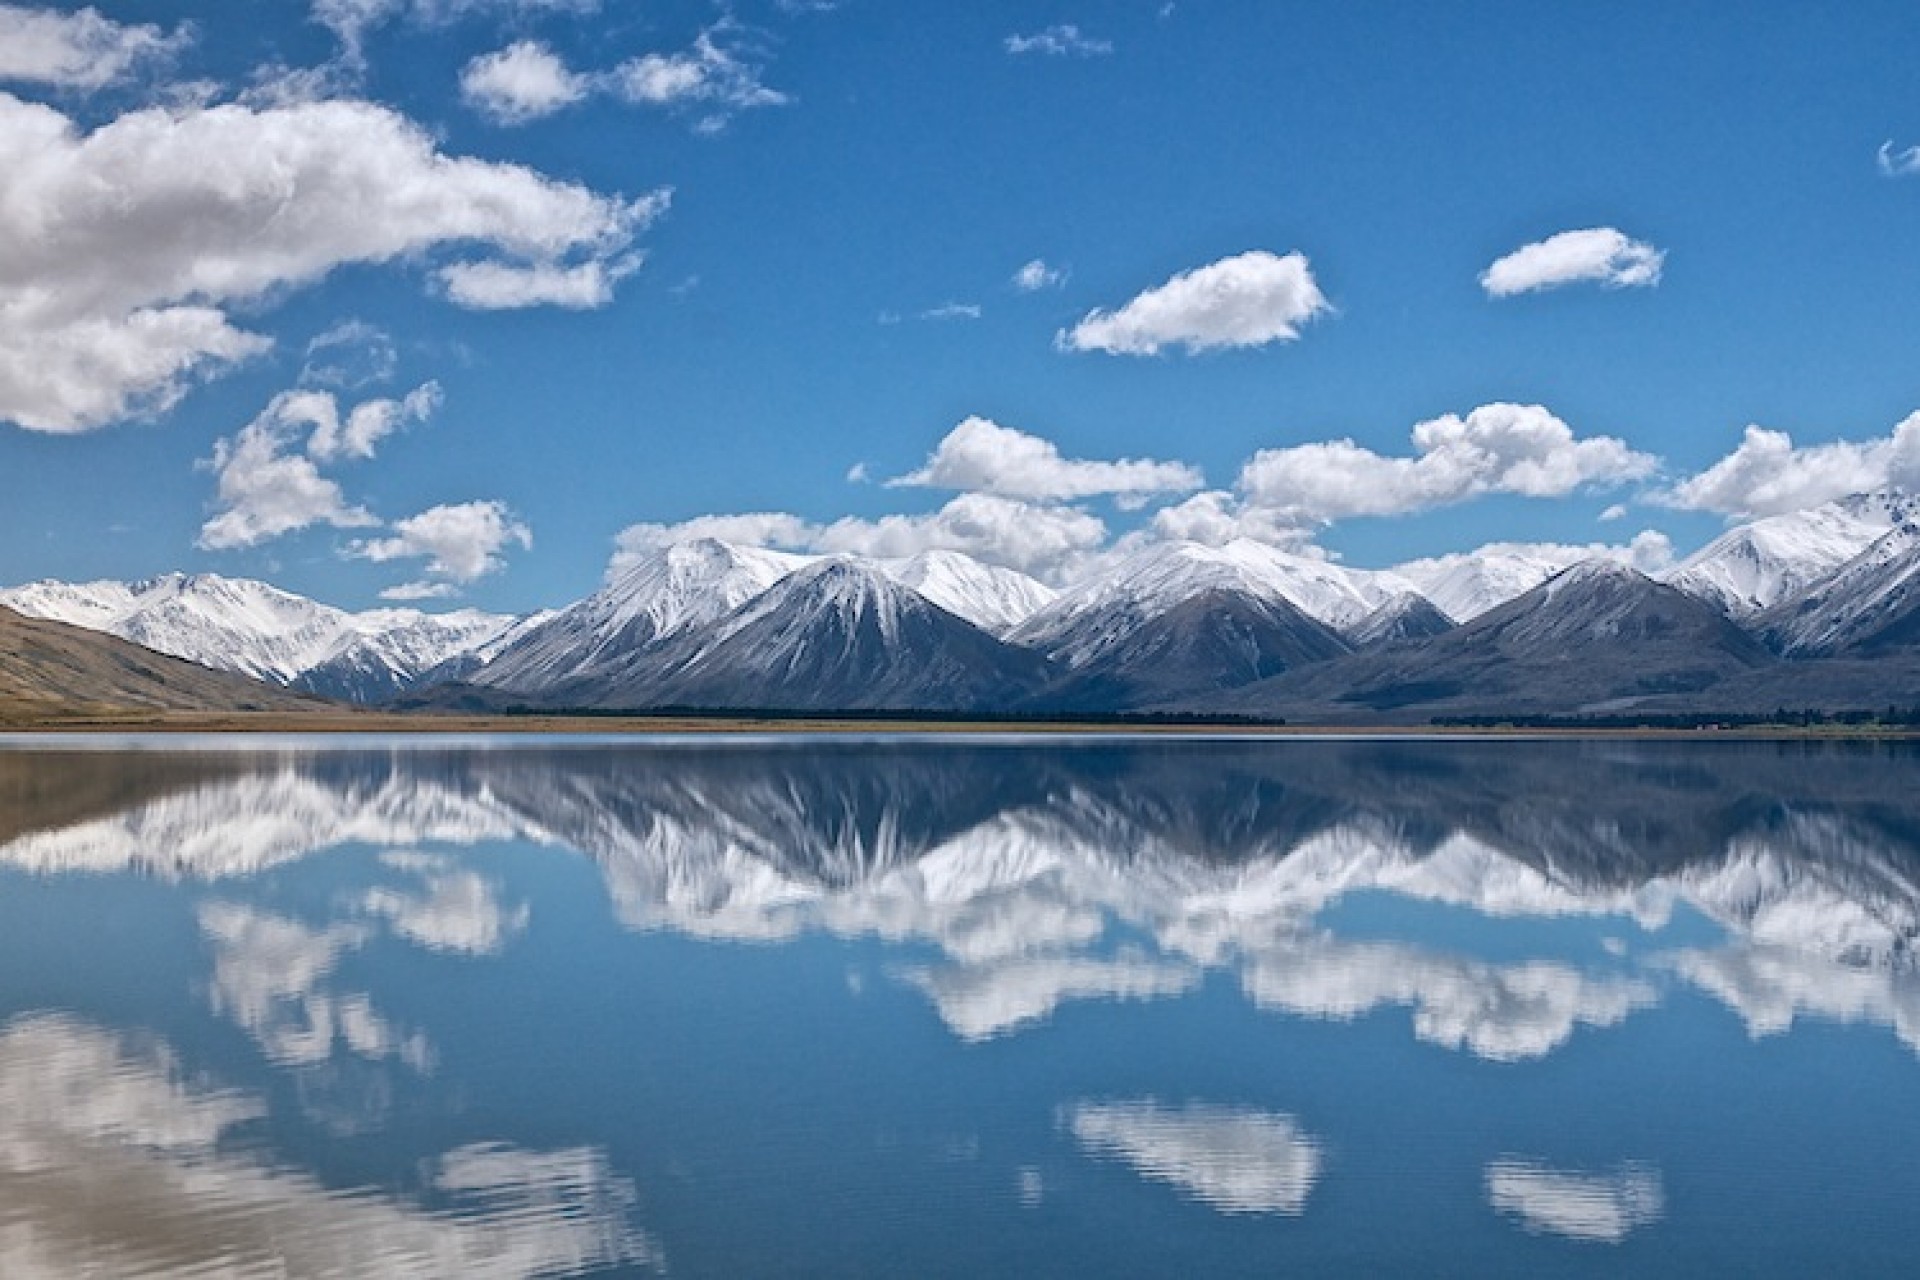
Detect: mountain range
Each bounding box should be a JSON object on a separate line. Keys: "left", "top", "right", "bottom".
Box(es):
{"left": 5, "top": 489, "right": 1920, "bottom": 722}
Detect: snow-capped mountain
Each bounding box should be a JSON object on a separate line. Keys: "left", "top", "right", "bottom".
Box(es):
{"left": 634, "top": 558, "right": 1051, "bottom": 711}
{"left": 876, "top": 550, "right": 1055, "bottom": 636}
{"left": 1757, "top": 521, "right": 1920, "bottom": 657}
{"left": 472, "top": 538, "right": 810, "bottom": 695}
{"left": 1216, "top": 560, "right": 1772, "bottom": 721}
{"left": 1012, "top": 539, "right": 1411, "bottom": 669}
{"left": 1392, "top": 545, "right": 1595, "bottom": 624}
{"left": 1666, "top": 491, "right": 1918, "bottom": 617}
{"left": 1346, "top": 591, "right": 1457, "bottom": 648}
{"left": 0, "top": 572, "right": 526, "bottom": 703}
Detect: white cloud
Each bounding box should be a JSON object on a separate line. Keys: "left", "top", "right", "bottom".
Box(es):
{"left": 1013, "top": 259, "right": 1066, "bottom": 291}
{"left": 1661, "top": 416, "right": 1920, "bottom": 517}
{"left": 1236, "top": 403, "right": 1657, "bottom": 525}
{"left": 381, "top": 580, "right": 460, "bottom": 601}
{"left": 919, "top": 301, "right": 982, "bottom": 321}
{"left": 813, "top": 495, "right": 1108, "bottom": 583}
{"left": 1066, "top": 1100, "right": 1322, "bottom": 1216}
{"left": 1005, "top": 24, "right": 1113, "bottom": 57}
{"left": 441, "top": 252, "right": 645, "bottom": 309}
{"left": 610, "top": 23, "right": 788, "bottom": 129}
{"left": 1059, "top": 250, "right": 1328, "bottom": 356}
{"left": 1878, "top": 140, "right": 1920, "bottom": 178}
{"left": 609, "top": 512, "right": 820, "bottom": 576}
{"left": 308, "top": 381, "right": 442, "bottom": 462}
{"left": 1599, "top": 503, "right": 1629, "bottom": 521}
{"left": 312, "top": 0, "right": 601, "bottom": 62}
{"left": 1480, "top": 227, "right": 1665, "bottom": 297}
{"left": 892, "top": 416, "right": 1203, "bottom": 503}
{"left": 0, "top": 3, "right": 189, "bottom": 89}
{"left": 352, "top": 500, "right": 533, "bottom": 583}
{"left": 1146, "top": 489, "right": 1317, "bottom": 548}
{"left": 610, "top": 495, "right": 1108, "bottom": 585}
{"left": 300, "top": 320, "right": 397, "bottom": 389}
{"left": 460, "top": 39, "right": 588, "bottom": 123}
{"left": 198, "top": 395, "right": 392, "bottom": 551}
{"left": 1486, "top": 1160, "right": 1664, "bottom": 1243}
{"left": 0, "top": 92, "right": 661, "bottom": 433}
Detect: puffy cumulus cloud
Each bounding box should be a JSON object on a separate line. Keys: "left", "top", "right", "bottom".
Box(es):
{"left": 1005, "top": 24, "right": 1113, "bottom": 57}
{"left": 459, "top": 39, "right": 587, "bottom": 123}
{"left": 381, "top": 580, "right": 460, "bottom": 601}
{"left": 1236, "top": 403, "right": 1656, "bottom": 525}
{"left": 891, "top": 416, "right": 1203, "bottom": 504}
{"left": 1146, "top": 489, "right": 1317, "bottom": 549}
{"left": 812, "top": 495, "right": 1108, "bottom": 583}
{"left": 0, "top": 92, "right": 662, "bottom": 432}
{"left": 1480, "top": 227, "right": 1665, "bottom": 298}
{"left": 1660, "top": 416, "right": 1920, "bottom": 517}
{"left": 608, "top": 512, "right": 819, "bottom": 576}
{"left": 1878, "top": 140, "right": 1920, "bottom": 178}
{"left": 1486, "top": 1160, "right": 1664, "bottom": 1243}
{"left": 1013, "top": 258, "right": 1065, "bottom": 291}
{"left": 351, "top": 500, "right": 533, "bottom": 583}
{"left": 610, "top": 23, "right": 788, "bottom": 129}
{"left": 610, "top": 496, "right": 1108, "bottom": 585}
{"left": 308, "top": 381, "right": 442, "bottom": 462}
{"left": 1060, "top": 250, "right": 1328, "bottom": 356}
{"left": 198, "top": 384, "right": 441, "bottom": 550}
{"left": 1065, "top": 1100, "right": 1322, "bottom": 1216}
{"left": 0, "top": 3, "right": 189, "bottom": 89}
{"left": 440, "top": 252, "right": 645, "bottom": 310}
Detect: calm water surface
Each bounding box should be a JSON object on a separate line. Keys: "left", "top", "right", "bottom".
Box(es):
{"left": 1, "top": 734, "right": 1918, "bottom": 1277}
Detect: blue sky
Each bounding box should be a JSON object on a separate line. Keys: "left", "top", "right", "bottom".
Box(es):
{"left": 3, "top": 0, "right": 1920, "bottom": 611}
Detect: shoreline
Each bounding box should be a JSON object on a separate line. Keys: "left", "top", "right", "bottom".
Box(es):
{"left": 2, "top": 710, "right": 1916, "bottom": 741}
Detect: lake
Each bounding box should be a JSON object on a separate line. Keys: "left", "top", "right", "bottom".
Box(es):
{"left": 1, "top": 734, "right": 1917, "bottom": 1277}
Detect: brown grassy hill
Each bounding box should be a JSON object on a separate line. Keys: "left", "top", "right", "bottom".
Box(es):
{"left": 0, "top": 605, "right": 329, "bottom": 725}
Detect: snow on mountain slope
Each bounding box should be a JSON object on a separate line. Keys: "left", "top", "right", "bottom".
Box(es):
{"left": 877, "top": 550, "right": 1055, "bottom": 636}
{"left": 1666, "top": 491, "right": 1917, "bottom": 617}
{"left": 1757, "top": 522, "right": 1920, "bottom": 656}
{"left": 472, "top": 539, "right": 811, "bottom": 693}
{"left": 639, "top": 558, "right": 1050, "bottom": 711}
{"left": 0, "top": 572, "right": 521, "bottom": 699}
{"left": 1392, "top": 546, "right": 1594, "bottom": 624}
{"left": 1012, "top": 539, "right": 1408, "bottom": 667}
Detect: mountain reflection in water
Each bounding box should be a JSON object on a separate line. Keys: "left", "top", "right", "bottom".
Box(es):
{"left": 4, "top": 739, "right": 1919, "bottom": 1058}
{"left": 3, "top": 736, "right": 1920, "bottom": 1276}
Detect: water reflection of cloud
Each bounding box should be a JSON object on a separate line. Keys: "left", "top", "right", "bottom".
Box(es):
{"left": 903, "top": 952, "right": 1199, "bottom": 1041}
{"left": 1242, "top": 934, "right": 1657, "bottom": 1062}
{"left": 0, "top": 1014, "right": 656, "bottom": 1278}
{"left": 1485, "top": 1158, "right": 1664, "bottom": 1242}
{"left": 366, "top": 851, "right": 530, "bottom": 956}
{"left": 1662, "top": 945, "right": 1920, "bottom": 1054}
{"left": 7, "top": 746, "right": 1920, "bottom": 1058}
{"left": 1065, "top": 1099, "right": 1323, "bottom": 1215}
{"left": 200, "top": 901, "right": 433, "bottom": 1072}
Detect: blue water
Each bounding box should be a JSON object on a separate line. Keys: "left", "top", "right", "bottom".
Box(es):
{"left": 0, "top": 736, "right": 1916, "bottom": 1276}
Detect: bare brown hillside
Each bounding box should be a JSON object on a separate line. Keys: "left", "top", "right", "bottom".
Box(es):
{"left": 0, "top": 606, "right": 329, "bottom": 724}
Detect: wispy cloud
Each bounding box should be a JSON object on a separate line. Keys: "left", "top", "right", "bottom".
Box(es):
{"left": 1005, "top": 24, "right": 1112, "bottom": 57}
{"left": 1059, "top": 250, "right": 1328, "bottom": 356}
{"left": 1012, "top": 259, "right": 1066, "bottom": 292}
{"left": 919, "top": 301, "right": 982, "bottom": 321}
{"left": 1877, "top": 139, "right": 1920, "bottom": 178}
{"left": 1480, "top": 227, "right": 1664, "bottom": 297}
